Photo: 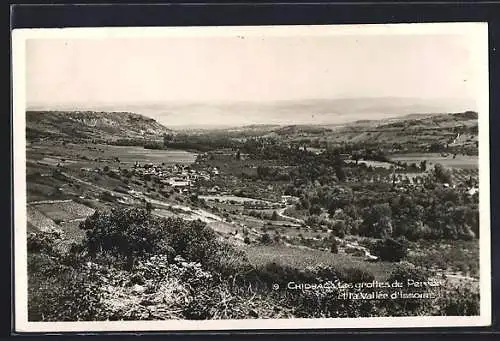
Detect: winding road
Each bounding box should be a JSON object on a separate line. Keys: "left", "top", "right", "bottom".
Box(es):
{"left": 61, "top": 171, "right": 225, "bottom": 223}
{"left": 276, "top": 206, "right": 305, "bottom": 225}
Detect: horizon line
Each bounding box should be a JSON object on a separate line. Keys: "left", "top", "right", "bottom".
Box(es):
{"left": 26, "top": 95, "right": 477, "bottom": 109}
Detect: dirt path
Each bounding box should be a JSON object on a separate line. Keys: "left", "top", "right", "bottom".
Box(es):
{"left": 277, "top": 206, "right": 304, "bottom": 224}
{"left": 28, "top": 199, "right": 73, "bottom": 205}
{"left": 62, "top": 172, "right": 226, "bottom": 224}
{"left": 62, "top": 172, "right": 126, "bottom": 196}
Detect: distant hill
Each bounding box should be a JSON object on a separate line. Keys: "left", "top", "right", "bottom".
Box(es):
{"left": 215, "top": 110, "right": 479, "bottom": 153}
{"left": 75, "top": 97, "right": 476, "bottom": 127}
{"left": 285, "top": 111, "right": 478, "bottom": 151}
{"left": 26, "top": 111, "right": 172, "bottom": 142}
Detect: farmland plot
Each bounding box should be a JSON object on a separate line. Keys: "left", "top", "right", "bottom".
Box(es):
{"left": 390, "top": 153, "right": 478, "bottom": 169}
{"left": 27, "top": 206, "right": 61, "bottom": 233}
{"left": 244, "top": 244, "right": 395, "bottom": 281}
{"left": 30, "top": 201, "right": 95, "bottom": 224}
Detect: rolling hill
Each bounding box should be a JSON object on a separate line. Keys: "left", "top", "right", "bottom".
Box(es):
{"left": 222, "top": 111, "right": 479, "bottom": 153}
{"left": 26, "top": 111, "right": 172, "bottom": 142}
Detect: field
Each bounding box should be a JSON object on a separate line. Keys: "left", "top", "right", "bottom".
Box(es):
{"left": 199, "top": 195, "right": 272, "bottom": 204}
{"left": 244, "top": 244, "right": 395, "bottom": 281}
{"left": 27, "top": 142, "right": 197, "bottom": 169}
{"left": 27, "top": 206, "right": 62, "bottom": 233}
{"left": 407, "top": 240, "right": 479, "bottom": 278}
{"left": 345, "top": 159, "right": 393, "bottom": 169}
{"left": 390, "top": 153, "right": 478, "bottom": 169}
{"left": 28, "top": 200, "right": 96, "bottom": 241}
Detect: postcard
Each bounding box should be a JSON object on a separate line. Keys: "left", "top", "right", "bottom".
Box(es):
{"left": 12, "top": 23, "right": 491, "bottom": 332}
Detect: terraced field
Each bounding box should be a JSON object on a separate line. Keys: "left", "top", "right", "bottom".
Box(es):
{"left": 27, "top": 200, "right": 96, "bottom": 241}
{"left": 27, "top": 206, "right": 61, "bottom": 233}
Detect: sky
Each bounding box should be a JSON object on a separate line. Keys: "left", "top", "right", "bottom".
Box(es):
{"left": 24, "top": 25, "right": 486, "bottom": 126}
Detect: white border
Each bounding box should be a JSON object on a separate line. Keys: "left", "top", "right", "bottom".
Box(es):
{"left": 12, "top": 23, "right": 491, "bottom": 332}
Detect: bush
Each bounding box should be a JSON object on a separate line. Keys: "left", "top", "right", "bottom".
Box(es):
{"left": 388, "top": 262, "right": 429, "bottom": 284}
{"left": 373, "top": 238, "right": 408, "bottom": 262}
{"left": 27, "top": 232, "right": 60, "bottom": 256}
{"left": 259, "top": 233, "right": 272, "bottom": 245}
{"left": 333, "top": 220, "right": 347, "bottom": 238}
{"left": 28, "top": 254, "right": 108, "bottom": 321}
{"left": 437, "top": 285, "right": 480, "bottom": 316}
{"left": 384, "top": 262, "right": 433, "bottom": 316}
{"left": 337, "top": 266, "right": 375, "bottom": 283}
{"left": 249, "top": 262, "right": 317, "bottom": 287}
{"left": 330, "top": 238, "right": 339, "bottom": 254}
{"left": 99, "top": 191, "right": 116, "bottom": 202}
{"left": 79, "top": 208, "right": 221, "bottom": 270}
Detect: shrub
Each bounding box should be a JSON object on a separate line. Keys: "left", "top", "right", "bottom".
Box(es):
{"left": 359, "top": 204, "right": 393, "bottom": 238}
{"left": 28, "top": 255, "right": 108, "bottom": 321}
{"left": 437, "top": 285, "right": 480, "bottom": 316}
{"left": 330, "top": 238, "right": 339, "bottom": 254}
{"left": 384, "top": 262, "right": 433, "bottom": 316}
{"left": 337, "top": 266, "right": 375, "bottom": 284}
{"left": 333, "top": 220, "right": 347, "bottom": 238}
{"left": 259, "top": 233, "right": 272, "bottom": 245}
{"left": 79, "top": 208, "right": 220, "bottom": 270}
{"left": 388, "top": 262, "right": 429, "bottom": 284}
{"left": 373, "top": 238, "right": 408, "bottom": 262}
{"left": 27, "top": 232, "right": 60, "bottom": 256}
{"left": 249, "top": 262, "right": 316, "bottom": 287}
{"left": 99, "top": 191, "right": 116, "bottom": 202}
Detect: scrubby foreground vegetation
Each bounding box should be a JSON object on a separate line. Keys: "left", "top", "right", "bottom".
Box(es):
{"left": 28, "top": 207, "right": 479, "bottom": 321}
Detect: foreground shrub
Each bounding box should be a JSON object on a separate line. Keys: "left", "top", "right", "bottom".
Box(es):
{"left": 436, "top": 284, "right": 480, "bottom": 316}
{"left": 27, "top": 207, "right": 480, "bottom": 320}
{"left": 28, "top": 254, "right": 108, "bottom": 321}
{"left": 27, "top": 232, "right": 61, "bottom": 257}
{"left": 383, "top": 262, "right": 434, "bottom": 316}
{"left": 79, "top": 208, "right": 227, "bottom": 271}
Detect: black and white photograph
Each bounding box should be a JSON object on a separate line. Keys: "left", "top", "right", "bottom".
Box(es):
{"left": 12, "top": 23, "right": 491, "bottom": 332}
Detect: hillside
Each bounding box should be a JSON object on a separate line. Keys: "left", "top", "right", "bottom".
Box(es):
{"left": 220, "top": 111, "right": 479, "bottom": 153}
{"left": 26, "top": 111, "right": 172, "bottom": 142}
{"left": 321, "top": 111, "right": 478, "bottom": 149}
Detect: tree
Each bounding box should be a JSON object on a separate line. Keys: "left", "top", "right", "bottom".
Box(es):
{"left": 352, "top": 152, "right": 361, "bottom": 165}
{"left": 271, "top": 211, "right": 279, "bottom": 221}
{"left": 330, "top": 238, "right": 339, "bottom": 254}
{"left": 420, "top": 160, "right": 427, "bottom": 172}
{"left": 163, "top": 133, "right": 173, "bottom": 146}
{"left": 360, "top": 203, "right": 393, "bottom": 238}
{"left": 433, "top": 164, "right": 453, "bottom": 184}
{"left": 334, "top": 154, "right": 346, "bottom": 182}
{"left": 309, "top": 204, "right": 322, "bottom": 216}
{"left": 333, "top": 220, "right": 347, "bottom": 238}
{"left": 260, "top": 233, "right": 272, "bottom": 245}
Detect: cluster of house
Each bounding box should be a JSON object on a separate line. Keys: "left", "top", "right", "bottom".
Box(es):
{"left": 281, "top": 195, "right": 300, "bottom": 205}
{"left": 130, "top": 162, "right": 221, "bottom": 192}
{"left": 243, "top": 200, "right": 284, "bottom": 210}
